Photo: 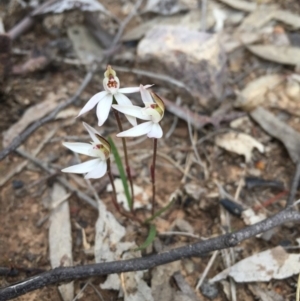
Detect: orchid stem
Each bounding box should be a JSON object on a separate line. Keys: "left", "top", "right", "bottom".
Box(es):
{"left": 151, "top": 138, "right": 158, "bottom": 216}
{"left": 113, "top": 109, "right": 134, "bottom": 212}
{"left": 107, "top": 158, "right": 121, "bottom": 213}
{"left": 108, "top": 159, "right": 143, "bottom": 224}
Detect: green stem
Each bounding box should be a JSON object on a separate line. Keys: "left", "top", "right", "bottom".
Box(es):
{"left": 113, "top": 109, "right": 134, "bottom": 212}
{"left": 150, "top": 138, "right": 158, "bottom": 215}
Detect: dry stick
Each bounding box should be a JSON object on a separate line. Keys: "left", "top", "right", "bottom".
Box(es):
{"left": 0, "top": 65, "right": 97, "bottom": 162}
{"left": 113, "top": 109, "right": 134, "bottom": 211}
{"left": 1, "top": 208, "right": 300, "bottom": 301}
{"left": 286, "top": 162, "right": 300, "bottom": 207}
{"left": 150, "top": 138, "right": 158, "bottom": 215}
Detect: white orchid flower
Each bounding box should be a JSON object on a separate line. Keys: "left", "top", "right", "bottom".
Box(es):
{"left": 78, "top": 65, "right": 151, "bottom": 127}
{"left": 62, "top": 122, "right": 111, "bottom": 179}
{"left": 112, "top": 86, "right": 165, "bottom": 139}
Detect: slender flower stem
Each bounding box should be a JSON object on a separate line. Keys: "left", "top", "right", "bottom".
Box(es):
{"left": 107, "top": 159, "right": 121, "bottom": 213}
{"left": 113, "top": 109, "right": 134, "bottom": 211}
{"left": 150, "top": 138, "right": 158, "bottom": 215}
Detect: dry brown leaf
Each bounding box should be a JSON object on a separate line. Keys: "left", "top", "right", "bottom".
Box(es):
{"left": 2, "top": 89, "right": 66, "bottom": 147}
{"left": 250, "top": 107, "right": 300, "bottom": 163}
{"left": 211, "top": 246, "right": 300, "bottom": 282}
{"left": 247, "top": 45, "right": 300, "bottom": 65}
{"left": 215, "top": 132, "right": 264, "bottom": 162}
{"left": 49, "top": 184, "right": 73, "bottom": 301}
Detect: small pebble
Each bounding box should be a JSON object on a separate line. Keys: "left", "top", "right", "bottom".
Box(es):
{"left": 200, "top": 281, "right": 219, "bottom": 299}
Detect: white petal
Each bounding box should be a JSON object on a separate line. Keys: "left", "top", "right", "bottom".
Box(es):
{"left": 114, "top": 93, "right": 133, "bottom": 106}
{"left": 147, "top": 123, "right": 163, "bottom": 138}
{"left": 118, "top": 85, "right": 153, "bottom": 94}
{"left": 85, "top": 160, "right": 107, "bottom": 179}
{"left": 112, "top": 105, "right": 151, "bottom": 121}
{"left": 140, "top": 85, "right": 154, "bottom": 104}
{"left": 103, "top": 77, "right": 120, "bottom": 95}
{"left": 117, "top": 121, "right": 153, "bottom": 137}
{"left": 113, "top": 94, "right": 137, "bottom": 126}
{"left": 78, "top": 91, "right": 108, "bottom": 117}
{"left": 62, "top": 159, "right": 101, "bottom": 174}
{"left": 143, "top": 108, "right": 162, "bottom": 123}
{"left": 96, "top": 94, "right": 113, "bottom": 126}
{"left": 82, "top": 122, "right": 101, "bottom": 144}
{"left": 63, "top": 142, "right": 94, "bottom": 157}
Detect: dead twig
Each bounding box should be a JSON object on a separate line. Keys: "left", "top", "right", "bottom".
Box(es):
{"left": 0, "top": 207, "right": 299, "bottom": 300}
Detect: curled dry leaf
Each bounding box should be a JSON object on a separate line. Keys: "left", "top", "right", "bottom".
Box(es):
{"left": 234, "top": 74, "right": 284, "bottom": 111}
{"left": 210, "top": 246, "right": 300, "bottom": 283}
{"left": 247, "top": 45, "right": 300, "bottom": 66}
{"left": 215, "top": 132, "right": 264, "bottom": 162}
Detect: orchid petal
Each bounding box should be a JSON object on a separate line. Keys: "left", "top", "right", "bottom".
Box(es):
{"left": 140, "top": 85, "right": 154, "bottom": 104}
{"left": 118, "top": 84, "right": 153, "bottom": 94}
{"left": 82, "top": 122, "right": 101, "bottom": 144}
{"left": 78, "top": 91, "right": 108, "bottom": 117}
{"left": 112, "top": 105, "right": 151, "bottom": 121}
{"left": 147, "top": 123, "right": 163, "bottom": 138}
{"left": 143, "top": 107, "right": 162, "bottom": 123}
{"left": 85, "top": 160, "right": 107, "bottom": 179}
{"left": 114, "top": 93, "right": 133, "bottom": 106}
{"left": 62, "top": 158, "right": 101, "bottom": 174}
{"left": 103, "top": 77, "right": 120, "bottom": 95}
{"left": 117, "top": 121, "right": 153, "bottom": 137}
{"left": 96, "top": 94, "right": 113, "bottom": 126}
{"left": 114, "top": 93, "right": 137, "bottom": 126}
{"left": 63, "top": 142, "right": 94, "bottom": 157}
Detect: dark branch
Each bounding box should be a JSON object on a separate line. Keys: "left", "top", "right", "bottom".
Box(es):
{"left": 1, "top": 208, "right": 299, "bottom": 301}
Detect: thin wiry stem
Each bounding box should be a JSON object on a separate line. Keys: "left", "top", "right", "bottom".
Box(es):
{"left": 107, "top": 158, "right": 121, "bottom": 213}
{"left": 150, "top": 138, "right": 158, "bottom": 215}
{"left": 113, "top": 109, "right": 135, "bottom": 211}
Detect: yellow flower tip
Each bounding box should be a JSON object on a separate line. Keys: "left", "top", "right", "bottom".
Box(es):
{"left": 151, "top": 92, "right": 165, "bottom": 115}
{"left": 104, "top": 65, "right": 117, "bottom": 78}
{"left": 95, "top": 134, "right": 111, "bottom": 158}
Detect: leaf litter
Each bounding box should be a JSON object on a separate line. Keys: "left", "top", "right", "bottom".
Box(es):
{"left": 2, "top": 0, "right": 300, "bottom": 300}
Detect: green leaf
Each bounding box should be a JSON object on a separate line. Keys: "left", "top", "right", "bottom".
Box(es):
{"left": 145, "top": 198, "right": 175, "bottom": 224}
{"left": 135, "top": 224, "right": 157, "bottom": 251}
{"left": 108, "top": 136, "right": 132, "bottom": 209}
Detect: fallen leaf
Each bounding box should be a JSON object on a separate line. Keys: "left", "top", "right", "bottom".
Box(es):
{"left": 122, "top": 9, "right": 215, "bottom": 41}
{"left": 94, "top": 201, "right": 135, "bottom": 291}
{"left": 216, "top": 0, "right": 256, "bottom": 12}
{"left": 215, "top": 132, "right": 264, "bottom": 162}
{"left": 247, "top": 45, "right": 300, "bottom": 65}
{"left": 2, "top": 89, "right": 66, "bottom": 147}
{"left": 143, "top": 0, "right": 193, "bottom": 15}
{"left": 210, "top": 246, "right": 300, "bottom": 282}
{"left": 49, "top": 184, "right": 73, "bottom": 301}
{"left": 273, "top": 10, "right": 300, "bottom": 29}
{"left": 250, "top": 107, "right": 300, "bottom": 163}
{"left": 34, "top": 0, "right": 107, "bottom": 14}
{"left": 67, "top": 25, "right": 104, "bottom": 65}
{"left": 234, "top": 74, "right": 284, "bottom": 110}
